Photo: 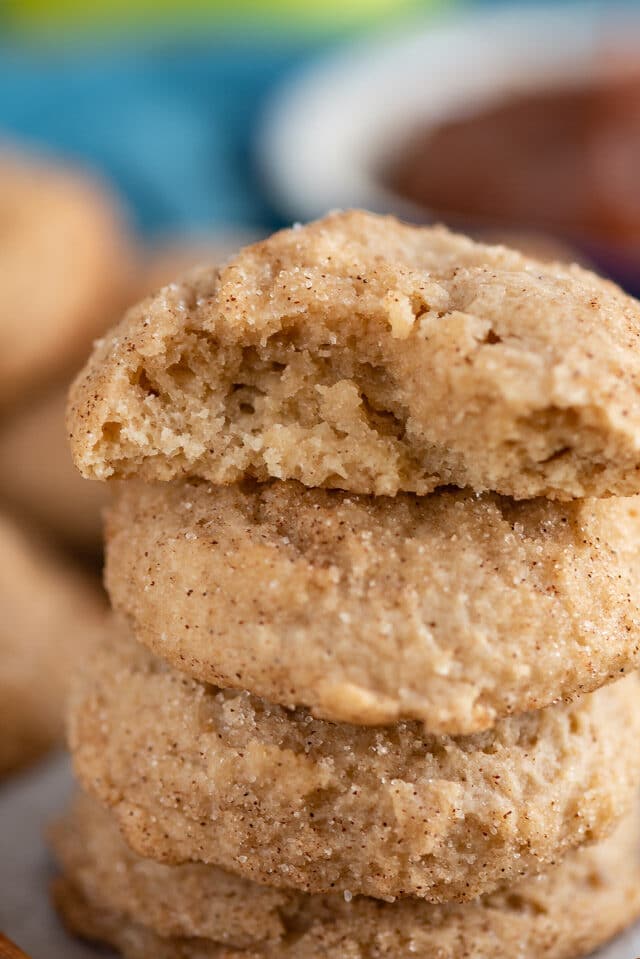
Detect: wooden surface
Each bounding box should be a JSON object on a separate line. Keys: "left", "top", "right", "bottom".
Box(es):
{"left": 0, "top": 933, "right": 31, "bottom": 959}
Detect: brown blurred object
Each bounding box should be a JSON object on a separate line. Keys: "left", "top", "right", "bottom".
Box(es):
{"left": 0, "top": 934, "right": 31, "bottom": 959}
{"left": 0, "top": 148, "right": 136, "bottom": 410}
{"left": 386, "top": 67, "right": 640, "bottom": 259}
{"left": 0, "top": 511, "right": 104, "bottom": 778}
{"left": 587, "top": 67, "right": 640, "bottom": 247}
{"left": 0, "top": 234, "right": 255, "bottom": 557}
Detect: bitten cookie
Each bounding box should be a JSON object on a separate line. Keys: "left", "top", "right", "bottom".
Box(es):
{"left": 68, "top": 626, "right": 640, "bottom": 902}
{"left": 0, "top": 148, "right": 133, "bottom": 407}
{"left": 51, "top": 793, "right": 640, "bottom": 959}
{"left": 105, "top": 480, "right": 640, "bottom": 733}
{"left": 68, "top": 210, "right": 640, "bottom": 500}
{"left": 0, "top": 513, "right": 104, "bottom": 775}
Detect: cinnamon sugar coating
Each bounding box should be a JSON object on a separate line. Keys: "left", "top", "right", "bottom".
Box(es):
{"left": 68, "top": 626, "right": 640, "bottom": 902}
{"left": 51, "top": 793, "right": 640, "bottom": 959}
{"left": 105, "top": 480, "right": 640, "bottom": 733}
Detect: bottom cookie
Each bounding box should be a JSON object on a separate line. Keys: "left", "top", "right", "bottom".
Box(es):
{"left": 51, "top": 793, "right": 640, "bottom": 959}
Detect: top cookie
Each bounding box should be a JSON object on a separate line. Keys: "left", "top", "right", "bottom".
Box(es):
{"left": 0, "top": 148, "right": 133, "bottom": 408}
{"left": 68, "top": 210, "right": 640, "bottom": 499}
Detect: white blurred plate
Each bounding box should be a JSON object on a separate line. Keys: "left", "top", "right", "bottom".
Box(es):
{"left": 259, "top": 2, "right": 640, "bottom": 224}
{"left": 0, "top": 755, "right": 96, "bottom": 958}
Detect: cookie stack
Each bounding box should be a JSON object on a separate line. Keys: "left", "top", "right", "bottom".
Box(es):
{"left": 53, "top": 212, "right": 640, "bottom": 958}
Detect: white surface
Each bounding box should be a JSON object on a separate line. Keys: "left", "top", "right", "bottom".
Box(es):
{"left": 1, "top": 753, "right": 640, "bottom": 958}
{"left": 260, "top": 2, "right": 640, "bottom": 223}
{"left": 0, "top": 755, "right": 97, "bottom": 959}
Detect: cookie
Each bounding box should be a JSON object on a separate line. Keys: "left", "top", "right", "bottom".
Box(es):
{"left": 0, "top": 512, "right": 104, "bottom": 776}
{"left": 0, "top": 387, "right": 110, "bottom": 554}
{"left": 51, "top": 793, "right": 640, "bottom": 959}
{"left": 105, "top": 480, "right": 640, "bottom": 733}
{"left": 67, "top": 210, "right": 640, "bottom": 500}
{"left": 0, "top": 148, "right": 133, "bottom": 408}
{"left": 68, "top": 626, "right": 640, "bottom": 902}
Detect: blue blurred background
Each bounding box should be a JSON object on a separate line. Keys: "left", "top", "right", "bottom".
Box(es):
{"left": 2, "top": 0, "right": 638, "bottom": 267}
{"left": 0, "top": 0, "right": 447, "bottom": 236}
{"left": 0, "top": 36, "right": 314, "bottom": 235}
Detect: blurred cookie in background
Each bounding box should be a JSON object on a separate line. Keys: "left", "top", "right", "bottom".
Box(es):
{"left": 0, "top": 231, "right": 260, "bottom": 558}
{"left": 0, "top": 510, "right": 104, "bottom": 777}
{"left": 0, "top": 389, "right": 108, "bottom": 557}
{"left": 0, "top": 147, "right": 135, "bottom": 410}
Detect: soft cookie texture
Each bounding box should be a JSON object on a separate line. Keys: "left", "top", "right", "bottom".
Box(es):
{"left": 105, "top": 480, "right": 640, "bottom": 733}
{"left": 0, "top": 513, "right": 104, "bottom": 775}
{"left": 51, "top": 794, "right": 640, "bottom": 959}
{"left": 68, "top": 627, "right": 640, "bottom": 902}
{"left": 67, "top": 210, "right": 640, "bottom": 500}
{"left": 0, "top": 149, "right": 133, "bottom": 408}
